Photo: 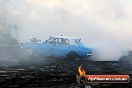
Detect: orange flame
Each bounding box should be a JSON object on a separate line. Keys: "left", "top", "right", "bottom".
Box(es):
{"left": 78, "top": 66, "right": 86, "bottom": 76}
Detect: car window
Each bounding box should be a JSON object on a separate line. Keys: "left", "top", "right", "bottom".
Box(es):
{"left": 56, "top": 38, "right": 69, "bottom": 45}
{"left": 74, "top": 39, "right": 81, "bottom": 45}
{"left": 57, "top": 38, "right": 62, "bottom": 44}
{"left": 62, "top": 39, "right": 69, "bottom": 45}
{"left": 46, "top": 37, "right": 56, "bottom": 44}
{"left": 69, "top": 39, "right": 81, "bottom": 45}
{"left": 46, "top": 37, "right": 72, "bottom": 45}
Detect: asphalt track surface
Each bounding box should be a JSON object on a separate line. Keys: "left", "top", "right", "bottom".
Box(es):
{"left": 0, "top": 58, "right": 131, "bottom": 88}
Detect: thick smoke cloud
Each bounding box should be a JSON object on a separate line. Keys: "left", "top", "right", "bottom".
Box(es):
{"left": 1, "top": 0, "right": 132, "bottom": 61}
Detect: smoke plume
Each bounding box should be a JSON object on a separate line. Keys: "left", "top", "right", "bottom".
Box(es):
{"left": 1, "top": 0, "right": 132, "bottom": 61}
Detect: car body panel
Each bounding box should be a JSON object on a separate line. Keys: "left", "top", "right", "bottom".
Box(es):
{"left": 21, "top": 36, "right": 92, "bottom": 59}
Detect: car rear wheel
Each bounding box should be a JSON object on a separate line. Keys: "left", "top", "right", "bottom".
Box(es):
{"left": 67, "top": 51, "right": 79, "bottom": 60}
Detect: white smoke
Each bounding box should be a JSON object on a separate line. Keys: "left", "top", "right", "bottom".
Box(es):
{"left": 1, "top": 0, "right": 132, "bottom": 61}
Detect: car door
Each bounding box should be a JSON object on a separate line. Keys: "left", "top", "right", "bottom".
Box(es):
{"left": 37, "top": 37, "right": 57, "bottom": 57}
{"left": 46, "top": 37, "right": 58, "bottom": 56}
{"left": 53, "top": 38, "right": 70, "bottom": 57}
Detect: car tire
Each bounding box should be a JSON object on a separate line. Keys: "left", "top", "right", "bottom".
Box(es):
{"left": 67, "top": 51, "right": 79, "bottom": 60}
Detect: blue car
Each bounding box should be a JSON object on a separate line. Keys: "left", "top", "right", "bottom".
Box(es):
{"left": 21, "top": 36, "right": 92, "bottom": 59}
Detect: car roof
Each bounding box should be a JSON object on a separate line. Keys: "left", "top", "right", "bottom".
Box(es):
{"left": 51, "top": 36, "right": 81, "bottom": 40}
